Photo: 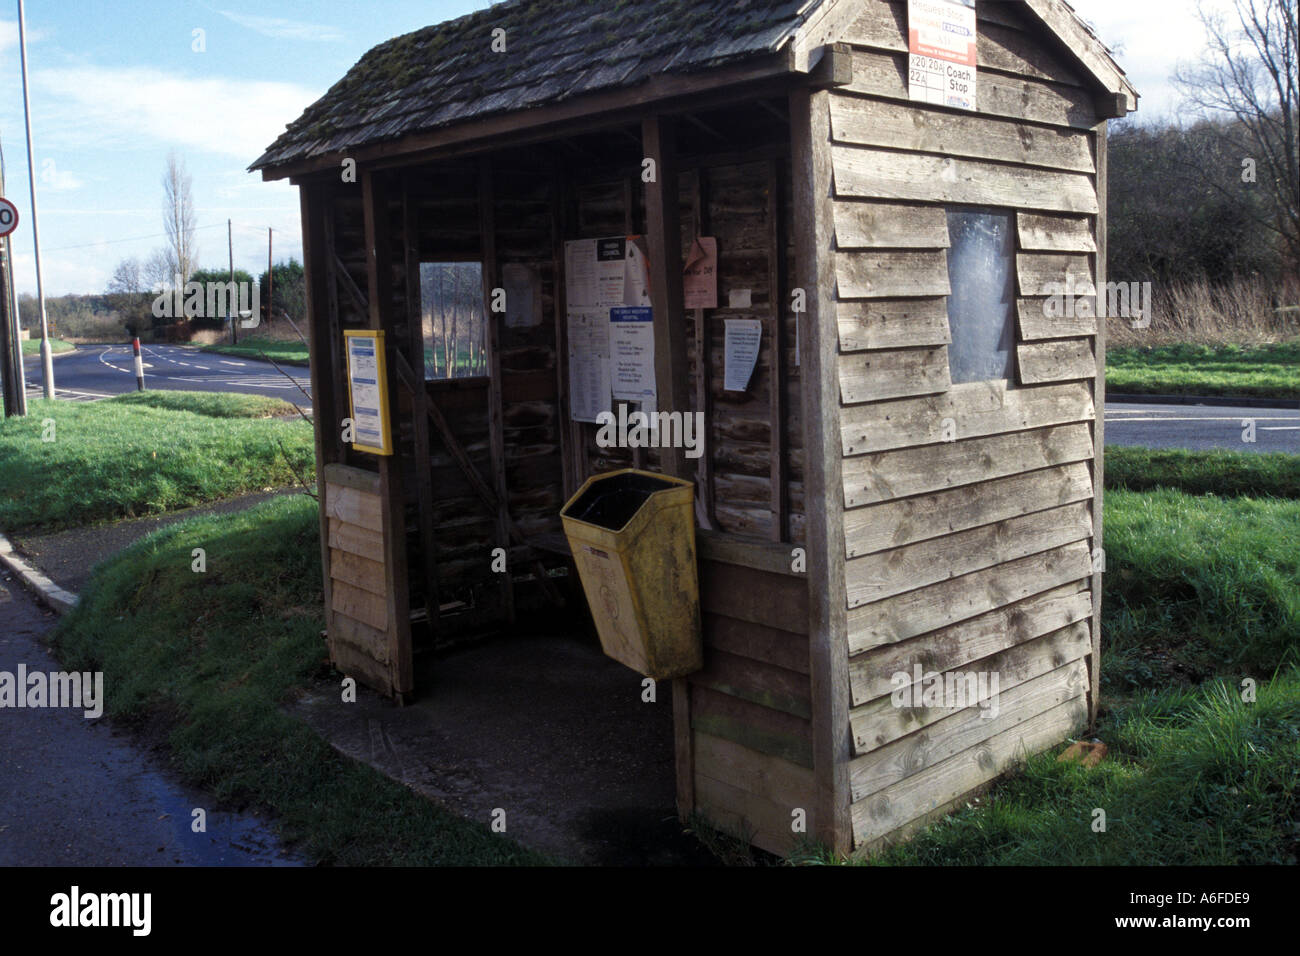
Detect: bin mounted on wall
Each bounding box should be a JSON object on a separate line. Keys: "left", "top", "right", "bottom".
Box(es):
{"left": 561, "top": 469, "right": 702, "bottom": 680}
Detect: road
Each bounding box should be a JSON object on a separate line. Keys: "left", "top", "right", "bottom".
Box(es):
{"left": 1106, "top": 401, "right": 1299, "bottom": 453}
{"left": 0, "top": 569, "right": 299, "bottom": 866}
{"left": 22, "top": 343, "right": 312, "bottom": 408}
{"left": 18, "top": 347, "right": 1299, "bottom": 454}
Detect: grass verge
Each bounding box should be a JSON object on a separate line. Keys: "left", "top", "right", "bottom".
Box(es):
{"left": 54, "top": 495, "right": 549, "bottom": 865}
{"left": 1106, "top": 342, "right": 1300, "bottom": 399}
{"left": 861, "top": 669, "right": 1299, "bottom": 865}
{"left": 0, "top": 395, "right": 314, "bottom": 534}
{"left": 1106, "top": 446, "right": 1300, "bottom": 499}
{"left": 200, "top": 340, "right": 310, "bottom": 366}
{"left": 20, "top": 337, "right": 75, "bottom": 355}
{"left": 109, "top": 390, "right": 300, "bottom": 419}
{"left": 1101, "top": 489, "right": 1299, "bottom": 687}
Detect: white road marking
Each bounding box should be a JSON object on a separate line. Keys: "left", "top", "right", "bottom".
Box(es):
{"left": 1108, "top": 416, "right": 1297, "bottom": 423}
{"left": 219, "top": 360, "right": 248, "bottom": 367}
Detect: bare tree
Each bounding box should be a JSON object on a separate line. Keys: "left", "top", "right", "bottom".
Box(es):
{"left": 162, "top": 151, "right": 198, "bottom": 285}
{"left": 143, "top": 247, "right": 173, "bottom": 290}
{"left": 1175, "top": 0, "right": 1300, "bottom": 269}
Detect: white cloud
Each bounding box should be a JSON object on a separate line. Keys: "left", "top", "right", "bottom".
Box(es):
{"left": 34, "top": 64, "right": 320, "bottom": 162}
{"left": 217, "top": 10, "right": 344, "bottom": 42}
{"left": 0, "top": 19, "right": 45, "bottom": 55}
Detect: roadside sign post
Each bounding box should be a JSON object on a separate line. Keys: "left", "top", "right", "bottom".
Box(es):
{"left": 132, "top": 338, "right": 145, "bottom": 391}
{"left": 0, "top": 193, "right": 26, "bottom": 416}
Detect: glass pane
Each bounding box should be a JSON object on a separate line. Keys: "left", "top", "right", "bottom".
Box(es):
{"left": 945, "top": 208, "right": 1016, "bottom": 385}
{"left": 419, "top": 262, "right": 486, "bottom": 379}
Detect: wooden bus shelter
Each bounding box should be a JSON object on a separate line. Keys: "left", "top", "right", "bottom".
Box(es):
{"left": 253, "top": 0, "right": 1136, "bottom": 857}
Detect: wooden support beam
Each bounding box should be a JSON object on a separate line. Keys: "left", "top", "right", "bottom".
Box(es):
{"left": 300, "top": 182, "right": 338, "bottom": 660}
{"left": 334, "top": 251, "right": 369, "bottom": 315}
{"left": 623, "top": 174, "right": 645, "bottom": 472}
{"left": 641, "top": 114, "right": 692, "bottom": 481}
{"left": 790, "top": 87, "right": 852, "bottom": 855}
{"left": 691, "top": 167, "right": 717, "bottom": 529}
{"left": 401, "top": 179, "right": 442, "bottom": 637}
{"left": 767, "top": 157, "right": 788, "bottom": 543}
{"left": 423, "top": 394, "right": 565, "bottom": 608}
{"left": 1088, "top": 121, "right": 1108, "bottom": 728}
{"left": 549, "top": 162, "right": 577, "bottom": 500}
{"left": 361, "top": 169, "right": 414, "bottom": 699}
{"left": 478, "top": 158, "right": 515, "bottom": 623}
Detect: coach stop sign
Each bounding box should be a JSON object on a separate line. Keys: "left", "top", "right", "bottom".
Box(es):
{"left": 0, "top": 198, "right": 18, "bottom": 238}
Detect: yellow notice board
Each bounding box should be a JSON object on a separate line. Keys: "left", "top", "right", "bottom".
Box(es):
{"left": 343, "top": 329, "right": 393, "bottom": 455}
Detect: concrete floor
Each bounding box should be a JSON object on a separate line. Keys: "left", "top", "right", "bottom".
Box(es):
{"left": 293, "top": 629, "right": 719, "bottom": 866}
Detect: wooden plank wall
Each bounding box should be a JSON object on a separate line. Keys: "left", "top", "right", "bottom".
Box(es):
{"left": 688, "top": 538, "right": 814, "bottom": 855}
{"left": 323, "top": 465, "right": 395, "bottom": 694}
{"left": 832, "top": 0, "right": 1100, "bottom": 852}
{"left": 570, "top": 157, "right": 805, "bottom": 544}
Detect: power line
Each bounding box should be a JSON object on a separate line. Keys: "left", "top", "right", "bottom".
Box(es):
{"left": 40, "top": 222, "right": 229, "bottom": 253}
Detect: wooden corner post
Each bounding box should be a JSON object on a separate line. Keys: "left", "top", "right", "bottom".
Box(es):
{"left": 643, "top": 113, "right": 697, "bottom": 821}
{"left": 361, "top": 169, "right": 415, "bottom": 700}
{"left": 790, "top": 87, "right": 852, "bottom": 856}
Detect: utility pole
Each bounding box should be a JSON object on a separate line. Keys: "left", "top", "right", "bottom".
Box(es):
{"left": 227, "top": 218, "right": 237, "bottom": 345}
{"left": 0, "top": 133, "right": 28, "bottom": 417}
{"left": 17, "top": 0, "right": 53, "bottom": 399}
{"left": 267, "top": 227, "right": 272, "bottom": 327}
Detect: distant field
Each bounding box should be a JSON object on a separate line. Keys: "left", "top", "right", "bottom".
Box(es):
{"left": 1107, "top": 342, "right": 1300, "bottom": 399}
{"left": 20, "top": 338, "right": 75, "bottom": 356}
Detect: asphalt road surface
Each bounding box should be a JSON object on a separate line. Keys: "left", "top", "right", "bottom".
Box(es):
{"left": 23, "top": 343, "right": 312, "bottom": 408}
{"left": 0, "top": 569, "right": 299, "bottom": 866}
{"left": 1106, "top": 401, "right": 1299, "bottom": 453}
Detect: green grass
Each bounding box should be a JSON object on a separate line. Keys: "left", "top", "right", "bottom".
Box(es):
{"left": 859, "top": 669, "right": 1300, "bottom": 865}
{"left": 1107, "top": 446, "right": 1300, "bottom": 499}
{"left": 53, "top": 495, "right": 550, "bottom": 866}
{"left": 109, "top": 390, "right": 300, "bottom": 419}
{"left": 1101, "top": 489, "right": 1300, "bottom": 688}
{"left": 200, "top": 340, "right": 310, "bottom": 366}
{"left": 0, "top": 395, "right": 314, "bottom": 534}
{"left": 820, "top": 481, "right": 1300, "bottom": 866}
{"left": 20, "top": 337, "right": 75, "bottom": 355}
{"left": 1107, "top": 342, "right": 1300, "bottom": 399}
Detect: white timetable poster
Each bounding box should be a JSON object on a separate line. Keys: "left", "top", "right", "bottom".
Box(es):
{"left": 610, "top": 306, "right": 656, "bottom": 407}
{"left": 566, "top": 309, "right": 611, "bottom": 424}
{"left": 343, "top": 329, "right": 392, "bottom": 455}
{"left": 907, "top": 0, "right": 977, "bottom": 111}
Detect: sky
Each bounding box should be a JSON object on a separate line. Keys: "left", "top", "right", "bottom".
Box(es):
{"left": 0, "top": 0, "right": 1239, "bottom": 297}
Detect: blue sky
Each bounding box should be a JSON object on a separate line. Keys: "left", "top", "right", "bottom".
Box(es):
{"left": 0, "top": 0, "right": 1230, "bottom": 296}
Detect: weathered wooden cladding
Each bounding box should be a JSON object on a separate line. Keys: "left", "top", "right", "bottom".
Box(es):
{"left": 837, "top": 345, "right": 950, "bottom": 404}
{"left": 840, "top": 380, "right": 1096, "bottom": 457}
{"left": 843, "top": 460, "right": 1094, "bottom": 558}
{"left": 833, "top": 200, "right": 950, "bottom": 249}
{"left": 837, "top": 298, "right": 950, "bottom": 352}
{"left": 852, "top": 693, "right": 1088, "bottom": 847}
{"left": 1018, "top": 338, "right": 1096, "bottom": 384}
{"left": 850, "top": 657, "right": 1089, "bottom": 801}
{"left": 848, "top": 583, "right": 1092, "bottom": 707}
{"left": 833, "top": 144, "right": 1098, "bottom": 214}
{"left": 1017, "top": 298, "right": 1099, "bottom": 340}
{"left": 848, "top": 539, "right": 1095, "bottom": 654}
{"left": 836, "top": 249, "right": 950, "bottom": 299}
{"left": 830, "top": 95, "right": 1095, "bottom": 173}
{"left": 1017, "top": 211, "right": 1097, "bottom": 252}
{"left": 1017, "top": 253, "right": 1097, "bottom": 296}
{"left": 841, "top": 47, "right": 1097, "bottom": 131}
{"left": 842, "top": 421, "right": 1095, "bottom": 508}
{"left": 845, "top": 499, "right": 1094, "bottom": 607}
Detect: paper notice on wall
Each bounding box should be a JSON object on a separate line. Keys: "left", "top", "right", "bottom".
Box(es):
{"left": 723, "top": 318, "right": 762, "bottom": 392}
{"left": 907, "top": 0, "right": 977, "bottom": 111}
{"left": 565, "top": 239, "right": 598, "bottom": 310}
{"left": 623, "top": 238, "right": 652, "bottom": 307}
{"left": 683, "top": 237, "right": 717, "bottom": 309}
{"left": 567, "top": 309, "right": 611, "bottom": 423}
{"left": 609, "top": 306, "right": 656, "bottom": 406}
{"left": 595, "top": 237, "right": 628, "bottom": 309}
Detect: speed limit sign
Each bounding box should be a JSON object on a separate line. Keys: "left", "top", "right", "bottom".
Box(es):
{"left": 0, "top": 198, "right": 17, "bottom": 238}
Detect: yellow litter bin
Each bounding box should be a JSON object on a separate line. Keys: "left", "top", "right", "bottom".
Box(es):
{"left": 560, "top": 469, "right": 702, "bottom": 679}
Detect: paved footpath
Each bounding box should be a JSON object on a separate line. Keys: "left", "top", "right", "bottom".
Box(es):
{"left": 0, "top": 568, "right": 300, "bottom": 866}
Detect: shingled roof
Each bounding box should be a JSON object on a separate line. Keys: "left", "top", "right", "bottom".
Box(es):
{"left": 251, "top": 0, "right": 818, "bottom": 172}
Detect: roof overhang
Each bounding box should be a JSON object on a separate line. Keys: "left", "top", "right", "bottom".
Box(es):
{"left": 266, "top": 43, "right": 853, "bottom": 183}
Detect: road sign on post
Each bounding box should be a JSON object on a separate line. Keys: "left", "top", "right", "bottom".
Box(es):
{"left": 0, "top": 198, "right": 18, "bottom": 238}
